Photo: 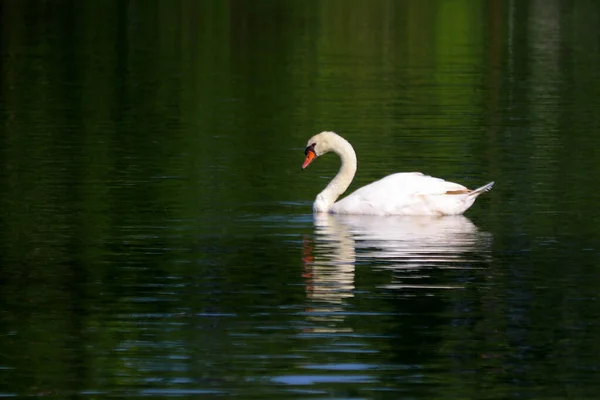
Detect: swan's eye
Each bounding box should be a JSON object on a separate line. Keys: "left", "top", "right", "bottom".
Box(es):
{"left": 305, "top": 143, "right": 316, "bottom": 155}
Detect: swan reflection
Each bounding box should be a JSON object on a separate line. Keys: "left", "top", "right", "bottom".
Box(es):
{"left": 334, "top": 214, "right": 489, "bottom": 266}
{"left": 302, "top": 214, "right": 492, "bottom": 330}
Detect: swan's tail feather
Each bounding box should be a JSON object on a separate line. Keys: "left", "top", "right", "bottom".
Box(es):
{"left": 469, "top": 181, "right": 494, "bottom": 197}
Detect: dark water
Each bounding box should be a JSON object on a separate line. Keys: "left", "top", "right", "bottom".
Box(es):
{"left": 2, "top": 1, "right": 600, "bottom": 398}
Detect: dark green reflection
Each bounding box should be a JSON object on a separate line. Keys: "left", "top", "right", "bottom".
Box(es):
{"left": 1, "top": 0, "right": 600, "bottom": 398}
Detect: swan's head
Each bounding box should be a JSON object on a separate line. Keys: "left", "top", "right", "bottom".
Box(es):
{"left": 302, "top": 131, "right": 340, "bottom": 169}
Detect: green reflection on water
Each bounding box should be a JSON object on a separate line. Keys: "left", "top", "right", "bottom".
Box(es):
{"left": 2, "top": 0, "right": 600, "bottom": 398}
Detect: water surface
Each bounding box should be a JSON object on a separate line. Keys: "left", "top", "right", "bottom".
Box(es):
{"left": 2, "top": 1, "right": 600, "bottom": 398}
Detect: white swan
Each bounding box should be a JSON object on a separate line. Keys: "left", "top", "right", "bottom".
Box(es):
{"left": 302, "top": 131, "right": 494, "bottom": 216}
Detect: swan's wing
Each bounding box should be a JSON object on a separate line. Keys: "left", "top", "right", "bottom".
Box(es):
{"left": 370, "top": 172, "right": 469, "bottom": 194}
{"left": 331, "top": 172, "right": 470, "bottom": 215}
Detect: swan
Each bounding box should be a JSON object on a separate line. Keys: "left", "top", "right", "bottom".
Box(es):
{"left": 302, "top": 131, "right": 494, "bottom": 216}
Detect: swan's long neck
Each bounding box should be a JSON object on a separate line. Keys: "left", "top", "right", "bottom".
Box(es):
{"left": 314, "top": 137, "right": 357, "bottom": 213}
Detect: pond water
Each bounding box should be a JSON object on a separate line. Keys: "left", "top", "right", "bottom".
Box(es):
{"left": 2, "top": 1, "right": 600, "bottom": 398}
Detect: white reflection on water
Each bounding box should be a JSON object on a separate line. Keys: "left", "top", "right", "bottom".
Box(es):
{"left": 301, "top": 214, "right": 356, "bottom": 333}
{"left": 334, "top": 214, "right": 492, "bottom": 275}
{"left": 302, "top": 214, "right": 492, "bottom": 331}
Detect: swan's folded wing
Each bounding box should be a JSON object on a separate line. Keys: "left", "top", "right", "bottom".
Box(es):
{"left": 373, "top": 172, "right": 469, "bottom": 194}
{"left": 331, "top": 172, "right": 471, "bottom": 215}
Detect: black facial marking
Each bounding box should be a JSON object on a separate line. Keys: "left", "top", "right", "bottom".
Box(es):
{"left": 304, "top": 143, "right": 316, "bottom": 155}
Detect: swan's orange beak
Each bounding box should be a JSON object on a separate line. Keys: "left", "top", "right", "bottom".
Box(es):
{"left": 302, "top": 150, "right": 316, "bottom": 169}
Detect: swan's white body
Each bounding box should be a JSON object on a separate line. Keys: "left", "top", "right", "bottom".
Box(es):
{"left": 302, "top": 131, "right": 493, "bottom": 216}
